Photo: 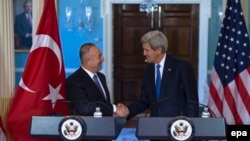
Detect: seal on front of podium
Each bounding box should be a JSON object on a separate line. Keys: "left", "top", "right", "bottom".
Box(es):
{"left": 167, "top": 116, "right": 194, "bottom": 141}
{"left": 58, "top": 116, "right": 87, "bottom": 141}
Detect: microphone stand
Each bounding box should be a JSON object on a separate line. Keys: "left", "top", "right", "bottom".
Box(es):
{"left": 188, "top": 100, "right": 216, "bottom": 118}
{"left": 71, "top": 101, "right": 113, "bottom": 116}
{"left": 43, "top": 100, "right": 71, "bottom": 116}
{"left": 94, "top": 101, "right": 113, "bottom": 116}
{"left": 144, "top": 98, "right": 170, "bottom": 117}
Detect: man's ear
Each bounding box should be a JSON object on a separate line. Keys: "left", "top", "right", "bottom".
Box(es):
{"left": 157, "top": 47, "right": 163, "bottom": 54}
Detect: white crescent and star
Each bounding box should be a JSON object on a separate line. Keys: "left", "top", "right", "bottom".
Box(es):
{"left": 19, "top": 34, "right": 65, "bottom": 108}
{"left": 43, "top": 84, "right": 64, "bottom": 109}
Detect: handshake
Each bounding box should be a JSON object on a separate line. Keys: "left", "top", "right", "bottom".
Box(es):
{"left": 115, "top": 103, "right": 129, "bottom": 117}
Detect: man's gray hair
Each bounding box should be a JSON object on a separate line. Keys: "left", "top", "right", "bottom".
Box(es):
{"left": 141, "top": 30, "right": 168, "bottom": 52}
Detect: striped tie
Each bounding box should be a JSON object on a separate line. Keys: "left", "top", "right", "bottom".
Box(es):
{"left": 93, "top": 75, "right": 106, "bottom": 100}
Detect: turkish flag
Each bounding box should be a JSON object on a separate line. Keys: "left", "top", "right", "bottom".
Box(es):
{"left": 7, "top": 0, "right": 69, "bottom": 140}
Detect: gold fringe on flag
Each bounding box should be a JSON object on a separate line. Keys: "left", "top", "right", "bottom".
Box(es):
{"left": 0, "top": 98, "right": 14, "bottom": 141}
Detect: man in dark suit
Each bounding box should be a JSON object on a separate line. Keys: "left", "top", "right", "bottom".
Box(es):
{"left": 117, "top": 30, "right": 199, "bottom": 119}
{"left": 14, "top": 0, "right": 32, "bottom": 49}
{"left": 66, "top": 43, "right": 125, "bottom": 117}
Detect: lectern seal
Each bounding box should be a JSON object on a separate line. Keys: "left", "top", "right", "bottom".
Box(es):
{"left": 168, "top": 116, "right": 194, "bottom": 141}
{"left": 58, "top": 116, "right": 86, "bottom": 141}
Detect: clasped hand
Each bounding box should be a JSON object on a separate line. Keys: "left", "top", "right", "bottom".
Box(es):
{"left": 115, "top": 103, "right": 129, "bottom": 117}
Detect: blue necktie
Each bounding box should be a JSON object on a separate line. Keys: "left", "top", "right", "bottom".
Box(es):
{"left": 155, "top": 64, "right": 161, "bottom": 100}
{"left": 93, "top": 75, "right": 106, "bottom": 99}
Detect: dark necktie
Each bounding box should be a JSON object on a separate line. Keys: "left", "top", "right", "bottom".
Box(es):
{"left": 155, "top": 64, "right": 161, "bottom": 100}
{"left": 93, "top": 75, "right": 106, "bottom": 99}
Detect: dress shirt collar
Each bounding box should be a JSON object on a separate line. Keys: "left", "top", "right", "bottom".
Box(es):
{"left": 26, "top": 13, "right": 31, "bottom": 17}
{"left": 81, "top": 66, "right": 95, "bottom": 79}
{"left": 155, "top": 53, "right": 166, "bottom": 70}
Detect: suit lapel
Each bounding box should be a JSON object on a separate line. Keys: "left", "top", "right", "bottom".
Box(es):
{"left": 80, "top": 68, "right": 107, "bottom": 102}
{"left": 147, "top": 64, "right": 158, "bottom": 101}
{"left": 22, "top": 12, "right": 32, "bottom": 27}
{"left": 160, "top": 55, "right": 172, "bottom": 97}
{"left": 96, "top": 73, "right": 111, "bottom": 103}
{"left": 79, "top": 68, "right": 94, "bottom": 86}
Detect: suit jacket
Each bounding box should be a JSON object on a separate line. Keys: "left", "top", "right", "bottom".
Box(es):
{"left": 127, "top": 55, "right": 199, "bottom": 119}
{"left": 14, "top": 12, "right": 32, "bottom": 47}
{"left": 66, "top": 67, "right": 113, "bottom": 116}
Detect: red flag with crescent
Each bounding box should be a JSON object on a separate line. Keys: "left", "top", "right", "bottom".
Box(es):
{"left": 7, "top": 0, "right": 69, "bottom": 140}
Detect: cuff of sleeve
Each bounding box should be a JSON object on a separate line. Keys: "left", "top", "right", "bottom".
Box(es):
{"left": 112, "top": 104, "right": 116, "bottom": 112}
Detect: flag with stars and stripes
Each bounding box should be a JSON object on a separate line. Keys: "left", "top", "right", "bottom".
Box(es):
{"left": 208, "top": 0, "right": 250, "bottom": 124}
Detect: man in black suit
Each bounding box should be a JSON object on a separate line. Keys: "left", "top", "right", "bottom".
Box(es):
{"left": 66, "top": 43, "right": 125, "bottom": 117}
{"left": 117, "top": 30, "right": 199, "bottom": 119}
{"left": 14, "top": 0, "right": 32, "bottom": 49}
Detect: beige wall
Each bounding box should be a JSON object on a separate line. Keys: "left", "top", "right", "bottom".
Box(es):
{"left": 241, "top": 0, "right": 249, "bottom": 26}
{"left": 222, "top": 0, "right": 248, "bottom": 26}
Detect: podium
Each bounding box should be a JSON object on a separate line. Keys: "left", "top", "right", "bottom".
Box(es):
{"left": 136, "top": 117, "right": 226, "bottom": 140}
{"left": 30, "top": 116, "right": 126, "bottom": 140}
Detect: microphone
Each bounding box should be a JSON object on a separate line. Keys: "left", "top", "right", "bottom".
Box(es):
{"left": 70, "top": 100, "right": 114, "bottom": 116}
{"left": 93, "top": 101, "right": 113, "bottom": 116}
{"left": 145, "top": 97, "right": 170, "bottom": 117}
{"left": 42, "top": 100, "right": 71, "bottom": 116}
{"left": 188, "top": 100, "right": 216, "bottom": 118}
{"left": 144, "top": 59, "right": 148, "bottom": 63}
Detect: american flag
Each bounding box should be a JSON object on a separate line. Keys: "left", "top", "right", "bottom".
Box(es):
{"left": 208, "top": 0, "right": 250, "bottom": 124}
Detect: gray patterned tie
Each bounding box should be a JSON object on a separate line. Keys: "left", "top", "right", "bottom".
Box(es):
{"left": 93, "top": 75, "right": 106, "bottom": 99}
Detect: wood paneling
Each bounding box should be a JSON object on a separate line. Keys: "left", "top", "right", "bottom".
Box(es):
{"left": 113, "top": 4, "right": 199, "bottom": 105}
